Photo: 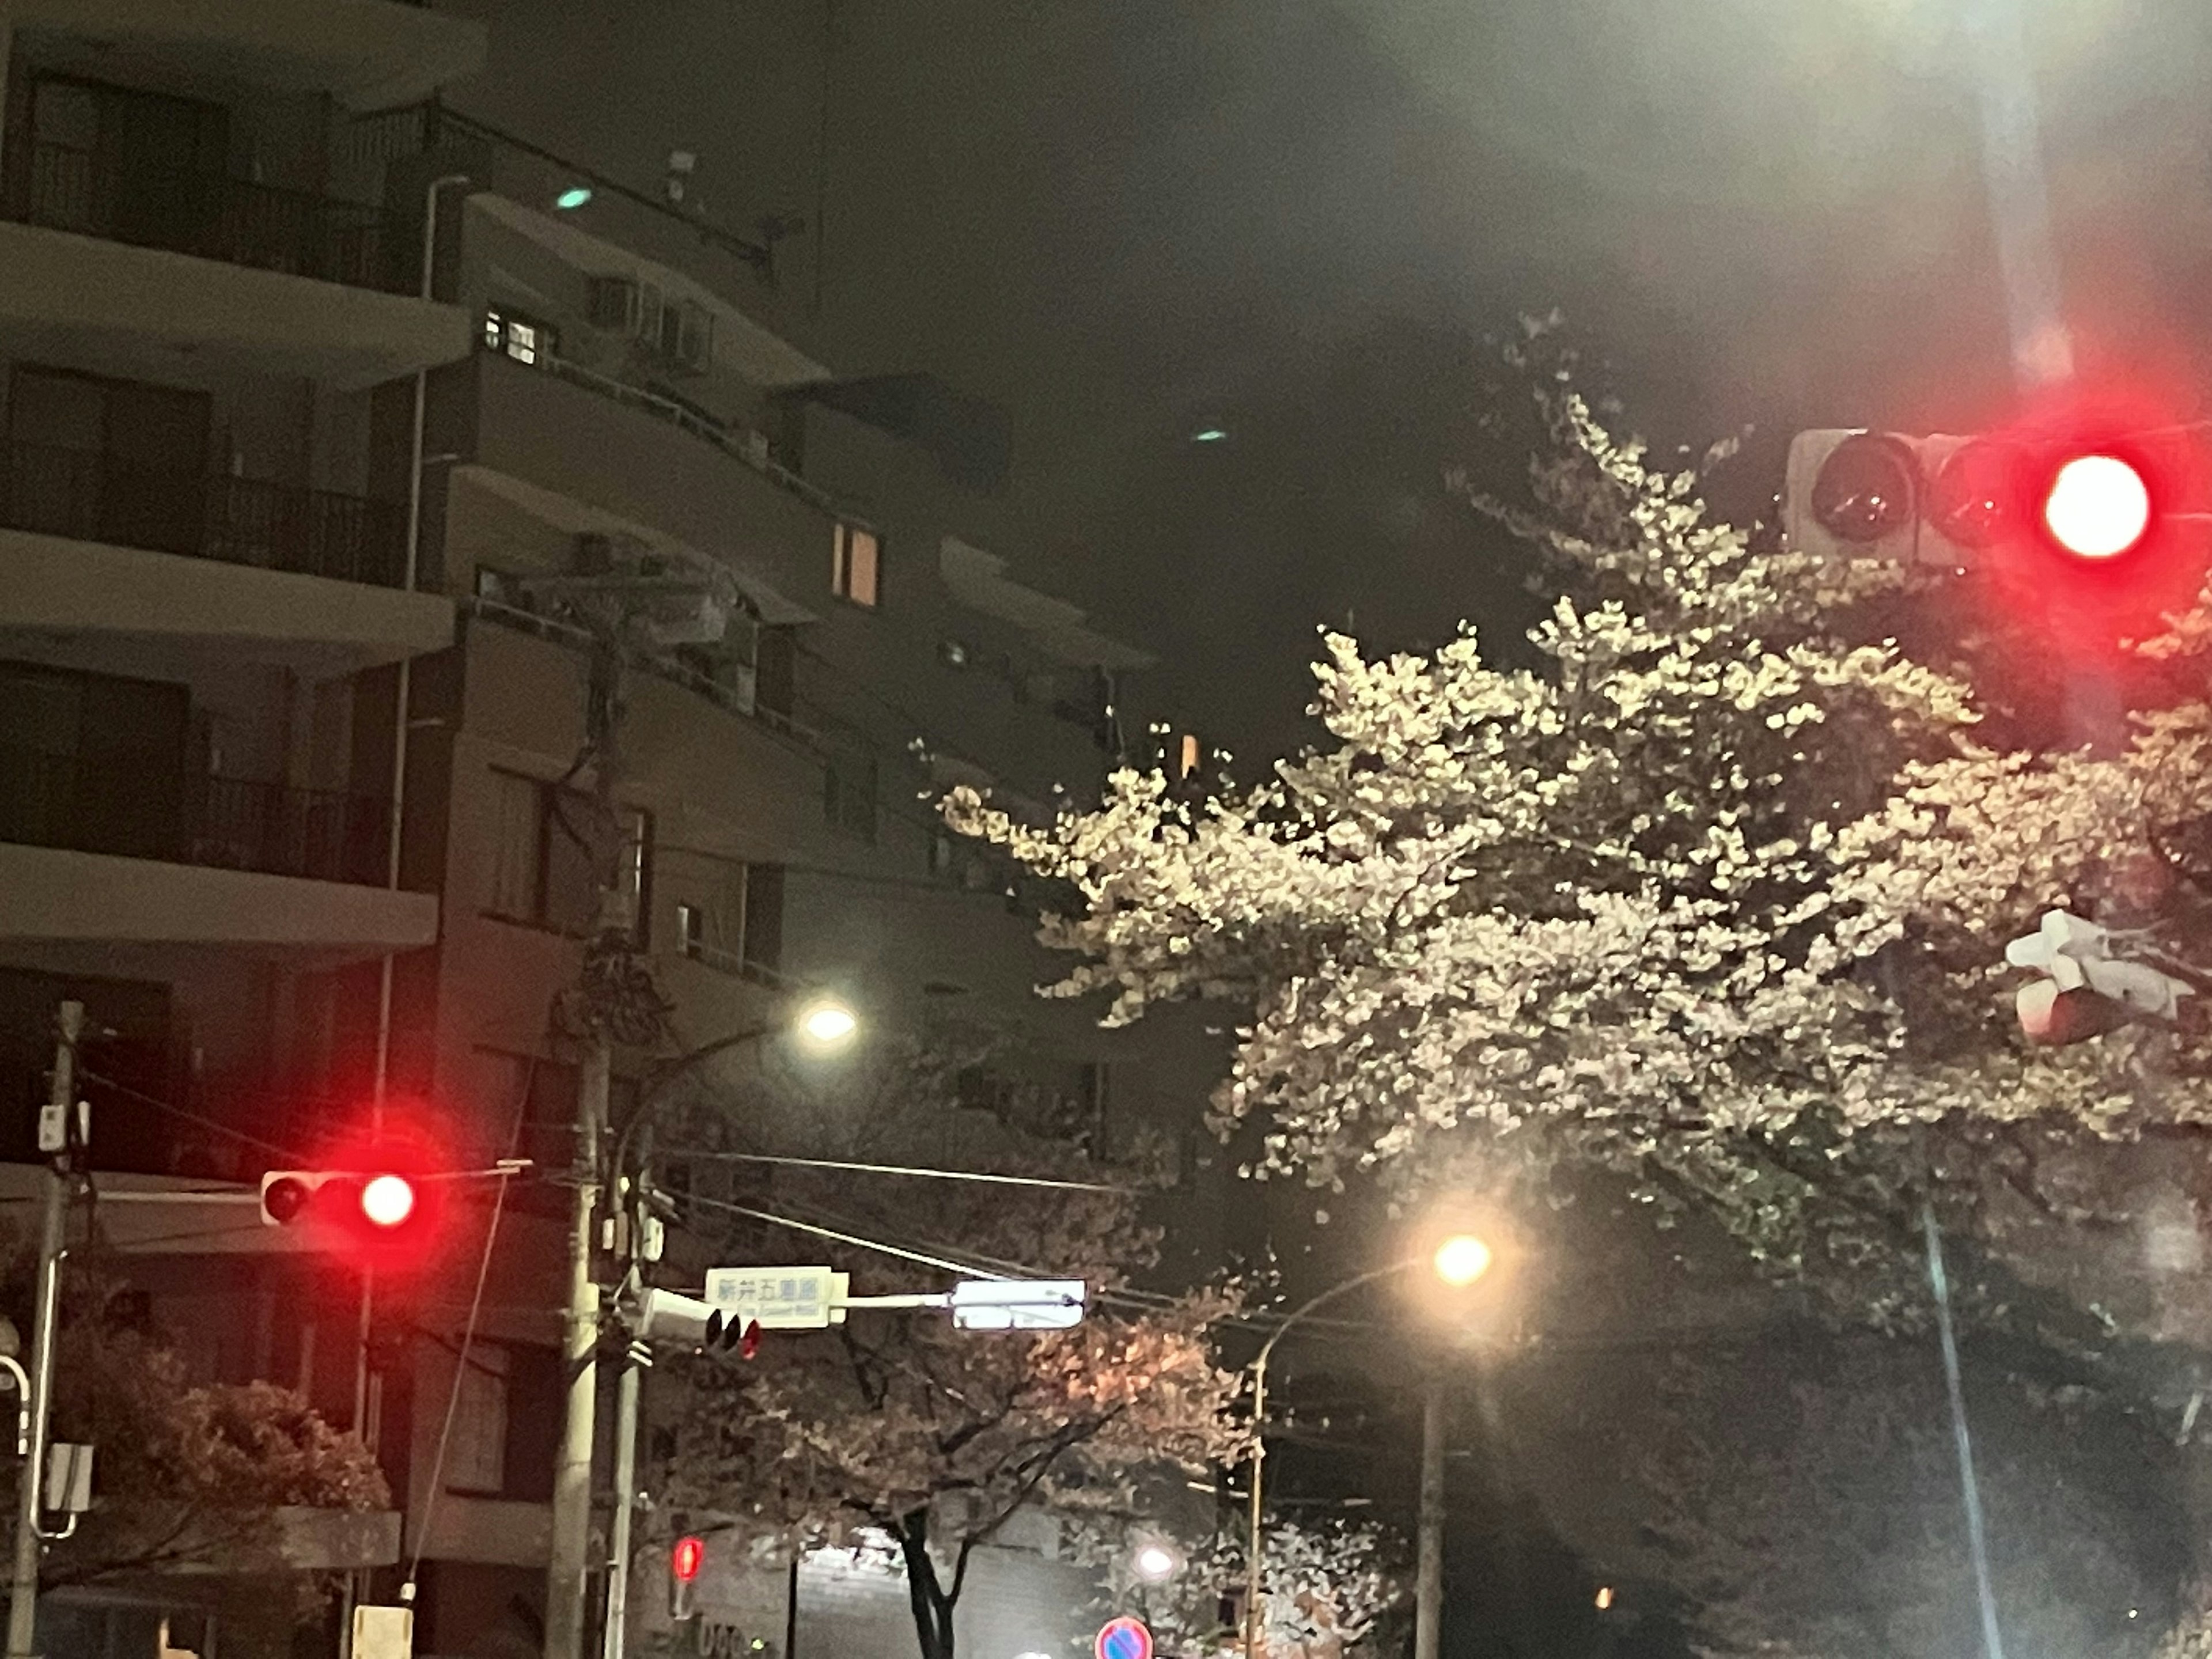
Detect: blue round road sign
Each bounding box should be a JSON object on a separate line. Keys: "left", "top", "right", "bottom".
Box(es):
{"left": 1096, "top": 1618, "right": 1152, "bottom": 1659}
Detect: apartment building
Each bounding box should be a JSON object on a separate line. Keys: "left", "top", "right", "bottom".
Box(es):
{"left": 0, "top": 11, "right": 1202, "bottom": 1656}
{"left": 0, "top": 0, "right": 487, "bottom": 1652}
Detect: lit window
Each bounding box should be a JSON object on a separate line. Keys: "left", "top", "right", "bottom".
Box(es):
{"left": 1178, "top": 733, "right": 1200, "bottom": 778}
{"left": 832, "top": 522, "right": 880, "bottom": 608}
{"left": 484, "top": 308, "right": 558, "bottom": 367}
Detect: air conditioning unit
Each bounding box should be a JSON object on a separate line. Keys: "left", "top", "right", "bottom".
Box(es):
{"left": 586, "top": 276, "right": 665, "bottom": 344}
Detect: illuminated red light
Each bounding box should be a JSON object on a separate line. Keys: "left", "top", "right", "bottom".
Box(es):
{"left": 359, "top": 1173, "right": 416, "bottom": 1229}
{"left": 672, "top": 1536, "right": 706, "bottom": 1584}
{"left": 2043, "top": 453, "right": 2152, "bottom": 560}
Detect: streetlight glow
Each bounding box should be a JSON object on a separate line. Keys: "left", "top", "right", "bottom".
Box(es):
{"left": 1132, "top": 1543, "right": 1177, "bottom": 1584}
{"left": 796, "top": 997, "right": 859, "bottom": 1048}
{"left": 1432, "top": 1233, "right": 1492, "bottom": 1287}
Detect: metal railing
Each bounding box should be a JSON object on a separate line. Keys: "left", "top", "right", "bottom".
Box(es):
{"left": 4, "top": 142, "right": 397, "bottom": 293}
{"left": 0, "top": 743, "right": 391, "bottom": 885}
{"left": 527, "top": 349, "right": 851, "bottom": 520}
{"left": 1, "top": 441, "right": 405, "bottom": 586}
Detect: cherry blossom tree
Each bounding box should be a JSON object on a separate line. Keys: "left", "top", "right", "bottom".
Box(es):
{"left": 943, "top": 329, "right": 2212, "bottom": 1325}
{"left": 1103, "top": 1516, "right": 1404, "bottom": 1659}
{"left": 660, "top": 1167, "right": 1241, "bottom": 1659}
{"left": 9, "top": 1264, "right": 388, "bottom": 1600}
{"left": 941, "top": 330, "right": 2212, "bottom": 1655}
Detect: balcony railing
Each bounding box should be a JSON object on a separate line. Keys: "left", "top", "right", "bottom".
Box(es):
{"left": 520, "top": 347, "right": 849, "bottom": 519}
{"left": 1, "top": 441, "right": 406, "bottom": 586}
{"left": 0, "top": 743, "right": 391, "bottom": 885}
{"left": 3, "top": 141, "right": 399, "bottom": 294}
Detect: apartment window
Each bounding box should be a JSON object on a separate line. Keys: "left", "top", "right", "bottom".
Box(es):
{"left": 824, "top": 753, "right": 877, "bottom": 842}
{"left": 832, "top": 521, "right": 880, "bottom": 608}
{"left": 444, "top": 1346, "right": 510, "bottom": 1495}
{"left": 484, "top": 307, "right": 558, "bottom": 368}
{"left": 675, "top": 862, "right": 784, "bottom": 975}
{"left": 486, "top": 769, "right": 649, "bottom": 940}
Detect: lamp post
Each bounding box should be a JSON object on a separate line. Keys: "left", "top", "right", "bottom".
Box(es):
{"left": 1242, "top": 1234, "right": 1490, "bottom": 1659}
{"left": 598, "top": 995, "right": 857, "bottom": 1659}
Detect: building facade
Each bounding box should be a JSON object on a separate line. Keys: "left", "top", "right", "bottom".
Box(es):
{"left": 0, "top": 9, "right": 1205, "bottom": 1657}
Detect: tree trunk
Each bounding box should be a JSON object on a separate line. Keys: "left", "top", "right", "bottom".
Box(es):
{"left": 897, "top": 1508, "right": 960, "bottom": 1659}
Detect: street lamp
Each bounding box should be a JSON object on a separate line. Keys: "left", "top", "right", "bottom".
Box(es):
{"left": 796, "top": 997, "right": 859, "bottom": 1048}
{"left": 600, "top": 993, "right": 859, "bottom": 1659}
{"left": 1132, "top": 1541, "right": 1180, "bottom": 1585}
{"left": 1243, "top": 1237, "right": 1490, "bottom": 1659}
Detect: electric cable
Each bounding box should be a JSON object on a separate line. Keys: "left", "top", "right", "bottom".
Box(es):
{"left": 654, "top": 1151, "right": 1134, "bottom": 1194}
{"left": 403, "top": 1058, "right": 535, "bottom": 1599}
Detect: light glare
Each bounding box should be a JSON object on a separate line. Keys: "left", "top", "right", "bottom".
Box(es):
{"left": 1432, "top": 1233, "right": 1493, "bottom": 1287}
{"left": 361, "top": 1173, "right": 416, "bottom": 1229}
{"left": 797, "top": 998, "right": 859, "bottom": 1048}
{"left": 554, "top": 185, "right": 594, "bottom": 210}
{"left": 1133, "top": 1544, "right": 1177, "bottom": 1583}
{"left": 2043, "top": 454, "right": 2150, "bottom": 559}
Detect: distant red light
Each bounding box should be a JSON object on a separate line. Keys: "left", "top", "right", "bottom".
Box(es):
{"left": 672, "top": 1536, "right": 706, "bottom": 1584}
{"left": 2043, "top": 453, "right": 2152, "bottom": 560}
{"left": 360, "top": 1173, "right": 416, "bottom": 1229}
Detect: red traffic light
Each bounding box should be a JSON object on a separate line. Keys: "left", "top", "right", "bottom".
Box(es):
{"left": 672, "top": 1536, "right": 706, "bottom": 1584}
{"left": 360, "top": 1173, "right": 416, "bottom": 1229}
{"left": 2042, "top": 452, "right": 2152, "bottom": 560}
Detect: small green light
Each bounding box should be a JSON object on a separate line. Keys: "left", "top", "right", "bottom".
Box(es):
{"left": 554, "top": 186, "right": 594, "bottom": 210}
{"left": 1192, "top": 428, "right": 1227, "bottom": 443}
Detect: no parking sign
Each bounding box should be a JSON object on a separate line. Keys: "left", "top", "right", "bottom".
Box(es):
{"left": 1096, "top": 1618, "right": 1152, "bottom": 1659}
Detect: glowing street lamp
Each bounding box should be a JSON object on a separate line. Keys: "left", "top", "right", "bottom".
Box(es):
{"left": 1432, "top": 1234, "right": 1492, "bottom": 1288}
{"left": 796, "top": 997, "right": 859, "bottom": 1049}
{"left": 1243, "top": 1230, "right": 1495, "bottom": 1659}
{"left": 1132, "top": 1541, "right": 1179, "bottom": 1584}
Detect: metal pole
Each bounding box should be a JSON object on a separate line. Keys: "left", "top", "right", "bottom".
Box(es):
{"left": 601, "top": 1344, "right": 641, "bottom": 1659}
{"left": 350, "top": 165, "right": 469, "bottom": 1659}
{"left": 1241, "top": 1264, "right": 1406, "bottom": 1659}
{"left": 1415, "top": 1376, "right": 1446, "bottom": 1659}
{"left": 1243, "top": 1360, "right": 1267, "bottom": 1659}
{"left": 545, "top": 1035, "right": 609, "bottom": 1659}
{"left": 7, "top": 1002, "right": 80, "bottom": 1659}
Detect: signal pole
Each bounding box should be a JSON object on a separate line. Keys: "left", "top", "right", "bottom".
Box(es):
{"left": 7, "top": 1001, "right": 79, "bottom": 1659}
{"left": 1414, "top": 1376, "right": 1446, "bottom": 1659}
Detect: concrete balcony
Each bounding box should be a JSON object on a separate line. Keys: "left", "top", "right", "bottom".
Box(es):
{"left": 463, "top": 348, "right": 834, "bottom": 615}
{"left": 9, "top": 0, "right": 486, "bottom": 111}
{"left": 0, "top": 443, "right": 450, "bottom": 676}
{"left": 0, "top": 166, "right": 472, "bottom": 386}
{"left": 0, "top": 753, "right": 435, "bottom": 969}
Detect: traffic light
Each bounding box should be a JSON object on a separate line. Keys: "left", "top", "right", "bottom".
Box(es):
{"left": 1785, "top": 429, "right": 2169, "bottom": 569}
{"left": 630, "top": 1289, "right": 760, "bottom": 1358}
{"left": 258, "top": 1169, "right": 435, "bottom": 1263}
{"left": 671, "top": 1535, "right": 704, "bottom": 1621}
{"left": 2004, "top": 909, "right": 2194, "bottom": 1044}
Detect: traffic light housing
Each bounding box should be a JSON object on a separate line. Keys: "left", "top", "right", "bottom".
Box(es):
{"left": 630, "top": 1289, "right": 760, "bottom": 1358}
{"left": 258, "top": 1169, "right": 437, "bottom": 1264}
{"left": 2005, "top": 909, "right": 2195, "bottom": 1045}
{"left": 1785, "top": 429, "right": 2171, "bottom": 570}
{"left": 671, "top": 1535, "right": 704, "bottom": 1621}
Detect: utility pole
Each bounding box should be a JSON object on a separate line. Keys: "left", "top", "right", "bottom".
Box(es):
{"left": 545, "top": 1031, "right": 609, "bottom": 1659}
{"left": 7, "top": 1001, "right": 80, "bottom": 1659}
{"left": 1415, "top": 1374, "right": 1446, "bottom": 1659}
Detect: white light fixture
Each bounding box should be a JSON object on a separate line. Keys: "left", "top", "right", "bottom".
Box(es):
{"left": 554, "top": 185, "right": 593, "bottom": 210}
{"left": 795, "top": 997, "right": 859, "bottom": 1049}
{"left": 1433, "top": 1233, "right": 1493, "bottom": 1287}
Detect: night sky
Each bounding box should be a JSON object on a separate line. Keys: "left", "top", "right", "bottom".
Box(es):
{"left": 450, "top": 0, "right": 2212, "bottom": 762}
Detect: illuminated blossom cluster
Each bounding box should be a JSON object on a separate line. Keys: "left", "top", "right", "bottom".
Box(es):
{"left": 945, "top": 368, "right": 2212, "bottom": 1277}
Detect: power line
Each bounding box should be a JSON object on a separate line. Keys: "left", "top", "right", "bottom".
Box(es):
{"left": 79, "top": 1071, "right": 306, "bottom": 1164}
{"left": 662, "top": 1151, "right": 1135, "bottom": 1193}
